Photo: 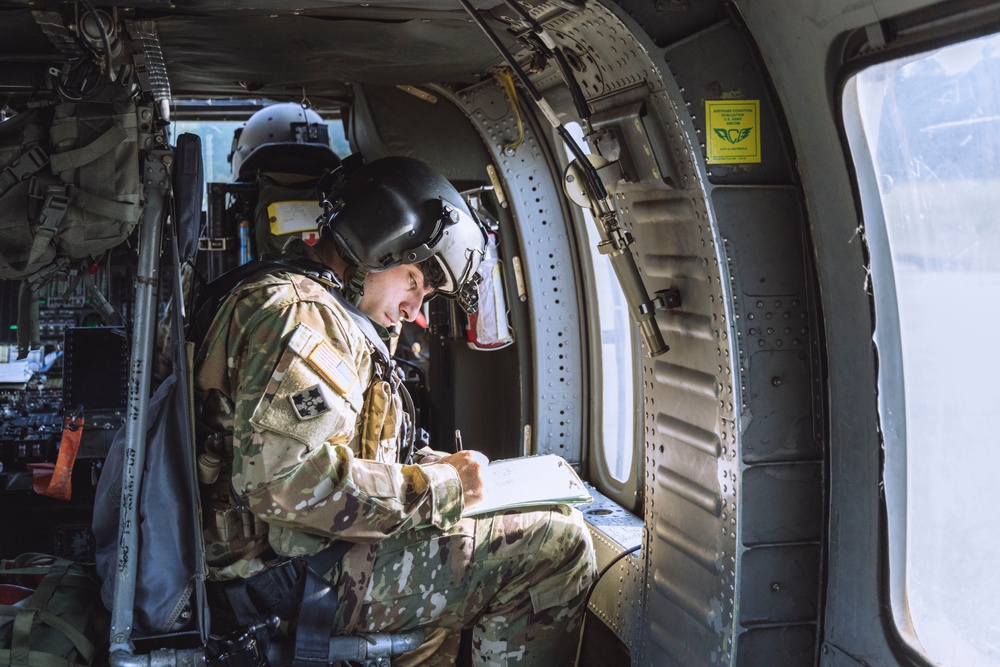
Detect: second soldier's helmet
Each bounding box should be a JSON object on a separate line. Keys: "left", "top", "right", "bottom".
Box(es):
{"left": 323, "top": 156, "right": 488, "bottom": 313}
{"left": 230, "top": 102, "right": 341, "bottom": 181}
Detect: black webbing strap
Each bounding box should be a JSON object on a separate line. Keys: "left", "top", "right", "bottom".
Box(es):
{"left": 213, "top": 540, "right": 353, "bottom": 666}
{"left": 291, "top": 540, "right": 353, "bottom": 666}
{"left": 219, "top": 578, "right": 260, "bottom": 626}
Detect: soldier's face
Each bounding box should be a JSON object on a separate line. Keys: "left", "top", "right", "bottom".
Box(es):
{"left": 359, "top": 264, "right": 434, "bottom": 327}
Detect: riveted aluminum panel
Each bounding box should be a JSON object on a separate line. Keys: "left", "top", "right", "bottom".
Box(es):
{"left": 441, "top": 78, "right": 585, "bottom": 463}
{"left": 565, "top": 2, "right": 826, "bottom": 665}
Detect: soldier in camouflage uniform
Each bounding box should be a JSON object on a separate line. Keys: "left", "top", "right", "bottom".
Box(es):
{"left": 194, "top": 157, "right": 596, "bottom": 665}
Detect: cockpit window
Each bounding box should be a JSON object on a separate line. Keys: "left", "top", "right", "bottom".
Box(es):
{"left": 845, "top": 32, "right": 1000, "bottom": 667}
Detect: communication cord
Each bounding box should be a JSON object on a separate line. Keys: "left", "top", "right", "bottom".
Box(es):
{"left": 573, "top": 543, "right": 642, "bottom": 665}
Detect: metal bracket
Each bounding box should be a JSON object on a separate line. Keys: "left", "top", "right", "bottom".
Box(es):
{"left": 650, "top": 287, "right": 682, "bottom": 311}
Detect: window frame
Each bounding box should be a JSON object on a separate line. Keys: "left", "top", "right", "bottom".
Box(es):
{"left": 841, "top": 75, "right": 919, "bottom": 656}
{"left": 558, "top": 121, "right": 644, "bottom": 513}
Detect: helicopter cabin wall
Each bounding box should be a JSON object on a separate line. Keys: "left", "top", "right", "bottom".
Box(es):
{"left": 540, "top": 1, "right": 828, "bottom": 664}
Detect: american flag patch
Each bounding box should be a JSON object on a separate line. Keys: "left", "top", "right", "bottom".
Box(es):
{"left": 307, "top": 340, "right": 358, "bottom": 395}
{"left": 290, "top": 385, "right": 330, "bottom": 420}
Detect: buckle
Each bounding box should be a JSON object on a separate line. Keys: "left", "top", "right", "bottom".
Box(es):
{"left": 6, "top": 146, "right": 49, "bottom": 183}
{"left": 40, "top": 192, "right": 70, "bottom": 222}
{"left": 456, "top": 271, "right": 483, "bottom": 314}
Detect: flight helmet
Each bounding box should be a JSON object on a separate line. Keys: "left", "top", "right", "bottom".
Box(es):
{"left": 230, "top": 102, "right": 341, "bottom": 181}
{"left": 323, "top": 156, "right": 488, "bottom": 313}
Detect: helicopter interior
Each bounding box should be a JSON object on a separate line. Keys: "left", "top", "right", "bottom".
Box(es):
{"left": 2, "top": 0, "right": 998, "bottom": 666}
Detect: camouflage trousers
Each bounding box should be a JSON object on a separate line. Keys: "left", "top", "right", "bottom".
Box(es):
{"left": 334, "top": 506, "right": 596, "bottom": 666}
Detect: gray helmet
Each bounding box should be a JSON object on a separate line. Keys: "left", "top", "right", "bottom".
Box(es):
{"left": 230, "top": 102, "right": 340, "bottom": 181}
{"left": 324, "top": 156, "right": 487, "bottom": 313}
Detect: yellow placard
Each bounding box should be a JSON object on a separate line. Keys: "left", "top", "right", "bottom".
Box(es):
{"left": 267, "top": 200, "right": 322, "bottom": 235}
{"left": 705, "top": 100, "right": 761, "bottom": 164}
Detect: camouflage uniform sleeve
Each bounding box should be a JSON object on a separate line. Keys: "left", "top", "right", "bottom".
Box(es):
{"left": 231, "top": 296, "right": 464, "bottom": 554}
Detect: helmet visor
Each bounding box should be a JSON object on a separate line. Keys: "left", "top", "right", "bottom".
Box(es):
{"left": 422, "top": 203, "right": 486, "bottom": 313}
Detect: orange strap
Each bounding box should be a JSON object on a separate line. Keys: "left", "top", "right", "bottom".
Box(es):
{"left": 43, "top": 414, "right": 85, "bottom": 501}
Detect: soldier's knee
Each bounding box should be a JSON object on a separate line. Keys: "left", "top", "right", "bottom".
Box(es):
{"left": 520, "top": 509, "right": 596, "bottom": 615}
{"left": 543, "top": 508, "right": 597, "bottom": 582}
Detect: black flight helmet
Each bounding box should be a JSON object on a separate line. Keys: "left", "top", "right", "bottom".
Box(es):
{"left": 324, "top": 156, "right": 487, "bottom": 313}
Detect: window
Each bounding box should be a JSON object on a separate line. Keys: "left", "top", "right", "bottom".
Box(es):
{"left": 845, "top": 33, "right": 1000, "bottom": 667}
{"left": 171, "top": 117, "right": 245, "bottom": 185}
{"left": 563, "top": 123, "right": 639, "bottom": 489}
{"left": 584, "top": 205, "right": 637, "bottom": 482}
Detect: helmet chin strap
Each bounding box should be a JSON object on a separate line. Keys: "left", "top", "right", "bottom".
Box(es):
{"left": 346, "top": 265, "right": 368, "bottom": 306}
{"left": 320, "top": 234, "right": 367, "bottom": 306}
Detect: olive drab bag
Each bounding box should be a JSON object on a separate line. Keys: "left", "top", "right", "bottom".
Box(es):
{"left": 0, "top": 93, "right": 153, "bottom": 358}
{"left": 0, "top": 553, "right": 110, "bottom": 667}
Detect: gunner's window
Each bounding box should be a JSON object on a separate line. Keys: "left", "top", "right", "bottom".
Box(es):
{"left": 844, "top": 32, "right": 1000, "bottom": 667}
{"left": 564, "top": 122, "right": 640, "bottom": 501}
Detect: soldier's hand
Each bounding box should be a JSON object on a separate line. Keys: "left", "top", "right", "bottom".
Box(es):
{"left": 413, "top": 446, "right": 449, "bottom": 464}
{"left": 441, "top": 450, "right": 489, "bottom": 509}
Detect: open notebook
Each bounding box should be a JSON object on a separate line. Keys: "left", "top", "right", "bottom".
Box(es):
{"left": 462, "top": 454, "right": 593, "bottom": 518}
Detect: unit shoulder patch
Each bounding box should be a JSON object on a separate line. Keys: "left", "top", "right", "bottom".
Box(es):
{"left": 290, "top": 385, "right": 330, "bottom": 420}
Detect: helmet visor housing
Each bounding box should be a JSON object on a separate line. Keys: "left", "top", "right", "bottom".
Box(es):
{"left": 325, "top": 157, "right": 487, "bottom": 313}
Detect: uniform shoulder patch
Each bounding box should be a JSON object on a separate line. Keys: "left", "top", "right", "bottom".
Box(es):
{"left": 290, "top": 385, "right": 331, "bottom": 420}
{"left": 306, "top": 339, "right": 359, "bottom": 396}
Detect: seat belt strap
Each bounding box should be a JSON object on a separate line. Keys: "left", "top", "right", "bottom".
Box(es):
{"left": 292, "top": 540, "right": 353, "bottom": 667}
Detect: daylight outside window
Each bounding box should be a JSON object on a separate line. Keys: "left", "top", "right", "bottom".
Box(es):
{"left": 846, "top": 33, "right": 1000, "bottom": 666}
{"left": 564, "top": 123, "right": 637, "bottom": 485}
{"left": 580, "top": 204, "right": 636, "bottom": 482}
{"left": 171, "top": 118, "right": 244, "bottom": 185}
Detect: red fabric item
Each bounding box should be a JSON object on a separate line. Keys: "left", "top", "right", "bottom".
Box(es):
{"left": 27, "top": 462, "right": 55, "bottom": 495}
{"left": 43, "top": 415, "right": 85, "bottom": 501}
{"left": 0, "top": 583, "right": 33, "bottom": 605}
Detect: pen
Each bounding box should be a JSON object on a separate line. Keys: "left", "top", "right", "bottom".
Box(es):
{"left": 454, "top": 429, "right": 463, "bottom": 452}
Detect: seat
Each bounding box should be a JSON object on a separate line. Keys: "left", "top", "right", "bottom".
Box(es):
{"left": 96, "top": 132, "right": 429, "bottom": 667}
